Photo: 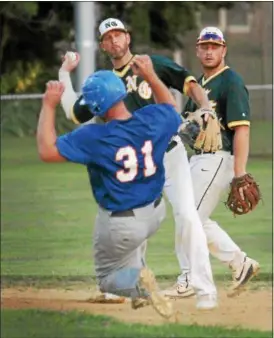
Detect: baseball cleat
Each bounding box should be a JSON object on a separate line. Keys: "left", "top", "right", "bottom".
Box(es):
{"left": 87, "top": 292, "right": 126, "bottom": 304}
{"left": 163, "top": 275, "right": 195, "bottom": 299}
{"left": 196, "top": 294, "right": 218, "bottom": 310}
{"left": 131, "top": 297, "right": 150, "bottom": 309}
{"left": 227, "top": 257, "right": 260, "bottom": 298}
{"left": 139, "top": 267, "right": 174, "bottom": 319}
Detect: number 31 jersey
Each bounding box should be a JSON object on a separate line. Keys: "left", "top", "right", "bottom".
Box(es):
{"left": 56, "top": 103, "right": 181, "bottom": 212}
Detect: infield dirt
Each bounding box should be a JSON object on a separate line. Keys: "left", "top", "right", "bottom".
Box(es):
{"left": 1, "top": 285, "right": 272, "bottom": 331}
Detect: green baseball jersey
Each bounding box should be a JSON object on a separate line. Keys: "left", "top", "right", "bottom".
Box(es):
{"left": 71, "top": 54, "right": 196, "bottom": 124}
{"left": 184, "top": 66, "right": 250, "bottom": 153}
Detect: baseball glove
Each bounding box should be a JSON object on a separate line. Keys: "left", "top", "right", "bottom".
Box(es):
{"left": 179, "top": 108, "right": 222, "bottom": 153}
{"left": 226, "top": 173, "right": 261, "bottom": 215}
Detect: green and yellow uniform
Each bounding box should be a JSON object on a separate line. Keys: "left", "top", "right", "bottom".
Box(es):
{"left": 72, "top": 55, "right": 196, "bottom": 124}
{"left": 184, "top": 66, "right": 250, "bottom": 154}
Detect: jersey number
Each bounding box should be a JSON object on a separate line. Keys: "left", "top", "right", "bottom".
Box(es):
{"left": 116, "top": 141, "right": 156, "bottom": 183}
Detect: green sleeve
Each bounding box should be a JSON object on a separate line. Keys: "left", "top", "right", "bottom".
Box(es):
{"left": 226, "top": 77, "right": 250, "bottom": 129}
{"left": 71, "top": 95, "right": 95, "bottom": 124}
{"left": 151, "top": 55, "right": 197, "bottom": 95}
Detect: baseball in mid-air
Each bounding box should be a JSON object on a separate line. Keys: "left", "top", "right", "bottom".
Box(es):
{"left": 66, "top": 51, "right": 77, "bottom": 62}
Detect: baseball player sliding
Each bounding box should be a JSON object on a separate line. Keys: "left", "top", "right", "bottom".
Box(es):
{"left": 164, "top": 27, "right": 261, "bottom": 299}
{"left": 37, "top": 58, "right": 183, "bottom": 319}
{"left": 59, "top": 18, "right": 221, "bottom": 309}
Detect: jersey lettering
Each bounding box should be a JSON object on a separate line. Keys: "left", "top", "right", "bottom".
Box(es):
{"left": 116, "top": 141, "right": 156, "bottom": 183}
{"left": 125, "top": 75, "right": 152, "bottom": 99}
{"left": 138, "top": 81, "right": 152, "bottom": 99}
{"left": 126, "top": 75, "right": 138, "bottom": 93}
{"left": 209, "top": 100, "right": 217, "bottom": 112}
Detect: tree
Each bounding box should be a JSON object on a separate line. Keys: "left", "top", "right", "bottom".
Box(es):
{"left": 98, "top": 2, "right": 235, "bottom": 49}
{"left": 0, "top": 2, "right": 73, "bottom": 93}
{"left": 1, "top": 1, "right": 236, "bottom": 93}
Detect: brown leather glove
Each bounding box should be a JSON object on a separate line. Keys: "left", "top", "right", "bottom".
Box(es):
{"left": 226, "top": 173, "right": 262, "bottom": 215}
{"left": 180, "top": 108, "right": 222, "bottom": 153}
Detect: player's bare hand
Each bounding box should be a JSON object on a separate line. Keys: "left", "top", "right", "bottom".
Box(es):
{"left": 43, "top": 81, "right": 65, "bottom": 107}
{"left": 60, "top": 51, "right": 80, "bottom": 72}
{"left": 129, "top": 55, "right": 156, "bottom": 81}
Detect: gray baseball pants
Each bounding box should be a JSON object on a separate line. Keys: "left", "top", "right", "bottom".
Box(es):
{"left": 93, "top": 196, "right": 166, "bottom": 299}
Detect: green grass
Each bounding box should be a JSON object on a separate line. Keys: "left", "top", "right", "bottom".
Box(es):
{"left": 2, "top": 98, "right": 272, "bottom": 157}
{"left": 1, "top": 137, "right": 273, "bottom": 337}
{"left": 1, "top": 137, "right": 272, "bottom": 283}
{"left": 1, "top": 309, "right": 272, "bottom": 338}
{"left": 249, "top": 120, "right": 272, "bottom": 157}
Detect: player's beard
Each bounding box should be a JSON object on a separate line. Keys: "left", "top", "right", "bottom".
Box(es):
{"left": 108, "top": 42, "right": 129, "bottom": 60}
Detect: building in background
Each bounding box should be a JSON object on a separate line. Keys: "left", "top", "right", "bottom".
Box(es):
{"left": 184, "top": 1, "right": 272, "bottom": 120}
{"left": 1, "top": 1, "right": 272, "bottom": 156}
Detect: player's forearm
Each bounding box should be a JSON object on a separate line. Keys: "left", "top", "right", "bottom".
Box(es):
{"left": 187, "top": 82, "right": 211, "bottom": 109}
{"left": 37, "top": 102, "right": 64, "bottom": 162}
{"left": 148, "top": 74, "right": 177, "bottom": 108}
{"left": 233, "top": 125, "right": 250, "bottom": 177}
{"left": 58, "top": 69, "right": 78, "bottom": 119}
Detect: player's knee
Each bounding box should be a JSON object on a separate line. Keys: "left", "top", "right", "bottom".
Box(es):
{"left": 99, "top": 268, "right": 145, "bottom": 298}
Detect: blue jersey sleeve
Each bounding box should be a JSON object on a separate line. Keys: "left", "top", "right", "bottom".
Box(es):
{"left": 135, "top": 103, "right": 182, "bottom": 136}
{"left": 159, "top": 103, "right": 182, "bottom": 133}
{"left": 146, "top": 103, "right": 181, "bottom": 135}
{"left": 56, "top": 124, "right": 103, "bottom": 165}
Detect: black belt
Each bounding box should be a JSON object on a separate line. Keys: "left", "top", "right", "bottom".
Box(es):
{"left": 110, "top": 195, "right": 162, "bottom": 218}
{"left": 194, "top": 150, "right": 215, "bottom": 155}
{"left": 166, "top": 140, "right": 178, "bottom": 153}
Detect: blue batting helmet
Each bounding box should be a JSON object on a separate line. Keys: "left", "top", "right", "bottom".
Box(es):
{"left": 80, "top": 70, "right": 127, "bottom": 117}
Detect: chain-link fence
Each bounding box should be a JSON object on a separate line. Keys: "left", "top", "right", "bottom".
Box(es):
{"left": 1, "top": 82, "right": 272, "bottom": 158}
{"left": 1, "top": 2, "right": 272, "bottom": 157}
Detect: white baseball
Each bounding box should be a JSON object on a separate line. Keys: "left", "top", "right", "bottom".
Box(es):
{"left": 66, "top": 52, "right": 77, "bottom": 62}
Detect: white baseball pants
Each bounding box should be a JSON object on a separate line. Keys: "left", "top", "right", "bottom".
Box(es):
{"left": 163, "top": 136, "right": 216, "bottom": 296}
{"left": 177, "top": 151, "right": 246, "bottom": 284}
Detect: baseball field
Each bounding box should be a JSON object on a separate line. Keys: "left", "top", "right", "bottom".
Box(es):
{"left": 1, "top": 136, "right": 273, "bottom": 338}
